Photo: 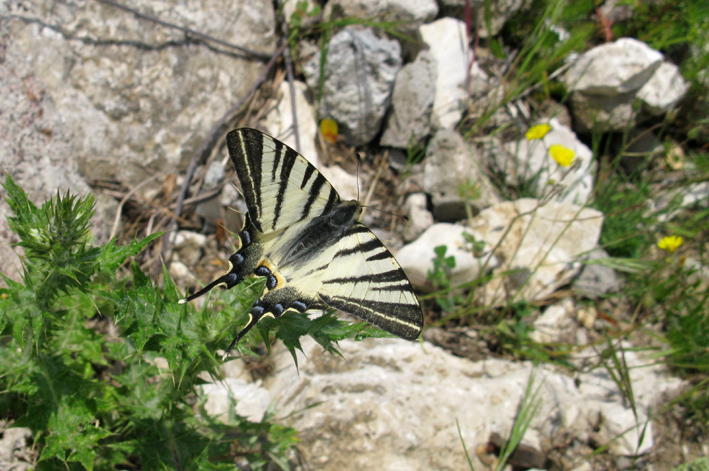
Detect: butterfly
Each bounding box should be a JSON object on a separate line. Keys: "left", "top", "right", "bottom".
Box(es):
{"left": 179, "top": 128, "right": 423, "bottom": 355}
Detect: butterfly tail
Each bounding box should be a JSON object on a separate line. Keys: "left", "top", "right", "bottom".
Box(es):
{"left": 178, "top": 272, "right": 240, "bottom": 304}
{"left": 222, "top": 305, "right": 266, "bottom": 359}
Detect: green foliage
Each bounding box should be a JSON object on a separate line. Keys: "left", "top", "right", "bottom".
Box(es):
{"left": 285, "top": 0, "right": 322, "bottom": 52}
{"left": 495, "top": 371, "right": 543, "bottom": 471}
{"left": 467, "top": 0, "right": 593, "bottom": 135}
{"left": 428, "top": 245, "right": 461, "bottom": 312}
{"left": 0, "top": 176, "right": 383, "bottom": 470}
{"left": 672, "top": 457, "right": 709, "bottom": 471}
{"left": 612, "top": 0, "right": 708, "bottom": 54}
{"left": 653, "top": 256, "right": 709, "bottom": 425}
{"left": 593, "top": 179, "right": 654, "bottom": 258}
{"left": 255, "top": 309, "right": 392, "bottom": 368}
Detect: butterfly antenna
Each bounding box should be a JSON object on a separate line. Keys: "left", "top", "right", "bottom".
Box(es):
{"left": 355, "top": 153, "right": 361, "bottom": 201}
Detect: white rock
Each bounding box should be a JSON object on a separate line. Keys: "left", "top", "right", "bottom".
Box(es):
{"left": 576, "top": 306, "right": 597, "bottom": 330}
{"left": 501, "top": 118, "right": 595, "bottom": 205}
{"left": 596, "top": 402, "right": 654, "bottom": 455}
{"left": 262, "top": 80, "right": 320, "bottom": 167}
{"left": 402, "top": 192, "right": 433, "bottom": 242}
{"left": 529, "top": 298, "right": 575, "bottom": 344}
{"left": 468, "top": 199, "right": 604, "bottom": 306}
{"left": 262, "top": 337, "right": 685, "bottom": 470}
{"left": 0, "top": 426, "right": 33, "bottom": 471}
{"left": 168, "top": 260, "right": 191, "bottom": 281}
{"left": 396, "top": 223, "right": 497, "bottom": 291}
{"left": 564, "top": 38, "right": 663, "bottom": 95}
{"left": 203, "top": 160, "right": 226, "bottom": 189}
{"left": 420, "top": 18, "right": 471, "bottom": 129}
{"left": 319, "top": 165, "right": 361, "bottom": 202}
{"left": 172, "top": 230, "right": 208, "bottom": 266}
{"left": 656, "top": 181, "right": 709, "bottom": 223}
{"left": 200, "top": 378, "right": 272, "bottom": 423}
{"left": 637, "top": 61, "right": 688, "bottom": 115}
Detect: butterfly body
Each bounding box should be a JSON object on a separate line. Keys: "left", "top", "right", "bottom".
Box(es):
{"left": 180, "top": 128, "right": 422, "bottom": 354}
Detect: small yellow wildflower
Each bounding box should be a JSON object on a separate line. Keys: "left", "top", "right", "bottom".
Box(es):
{"left": 320, "top": 118, "right": 338, "bottom": 144}
{"left": 657, "top": 235, "right": 683, "bottom": 253}
{"left": 525, "top": 123, "right": 551, "bottom": 140}
{"left": 549, "top": 144, "right": 575, "bottom": 167}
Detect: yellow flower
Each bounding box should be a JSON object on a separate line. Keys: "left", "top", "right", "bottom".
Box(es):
{"left": 657, "top": 235, "right": 683, "bottom": 253}
{"left": 320, "top": 118, "right": 338, "bottom": 144}
{"left": 549, "top": 144, "right": 575, "bottom": 167}
{"left": 525, "top": 123, "right": 551, "bottom": 140}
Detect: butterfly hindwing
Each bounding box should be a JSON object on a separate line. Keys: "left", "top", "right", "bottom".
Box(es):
{"left": 183, "top": 128, "right": 423, "bottom": 355}
{"left": 318, "top": 224, "right": 422, "bottom": 340}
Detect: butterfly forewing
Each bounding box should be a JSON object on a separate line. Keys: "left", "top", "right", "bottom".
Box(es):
{"left": 227, "top": 129, "right": 339, "bottom": 234}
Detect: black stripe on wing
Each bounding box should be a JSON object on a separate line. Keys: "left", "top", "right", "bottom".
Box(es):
{"left": 319, "top": 293, "right": 422, "bottom": 340}
{"left": 273, "top": 144, "right": 299, "bottom": 230}
{"left": 322, "top": 268, "right": 410, "bottom": 286}
{"left": 301, "top": 172, "right": 327, "bottom": 220}
{"left": 227, "top": 129, "right": 265, "bottom": 231}
{"left": 334, "top": 238, "right": 381, "bottom": 259}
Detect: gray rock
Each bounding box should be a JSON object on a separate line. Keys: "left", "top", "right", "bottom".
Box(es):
{"left": 303, "top": 27, "right": 402, "bottom": 146}
{"left": 0, "top": 424, "right": 33, "bottom": 471}
{"left": 5, "top": 0, "right": 276, "bottom": 187}
{"left": 195, "top": 196, "right": 223, "bottom": 232}
{"left": 0, "top": 18, "right": 98, "bottom": 282}
{"left": 614, "top": 127, "right": 664, "bottom": 173}
{"left": 569, "top": 89, "right": 638, "bottom": 133}
{"left": 380, "top": 51, "right": 437, "bottom": 148}
{"left": 572, "top": 249, "right": 622, "bottom": 298}
{"left": 424, "top": 129, "right": 501, "bottom": 221}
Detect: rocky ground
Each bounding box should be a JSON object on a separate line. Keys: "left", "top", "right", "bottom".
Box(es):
{"left": 1, "top": 0, "right": 707, "bottom": 470}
